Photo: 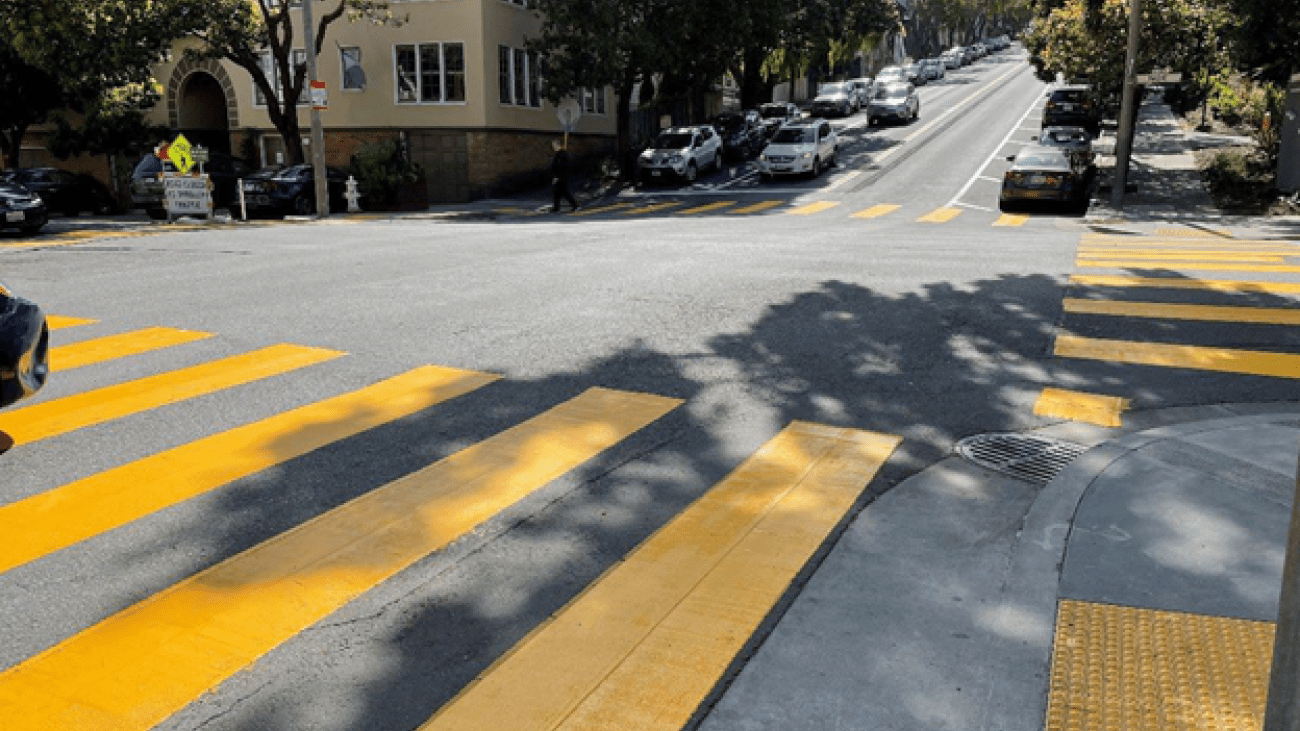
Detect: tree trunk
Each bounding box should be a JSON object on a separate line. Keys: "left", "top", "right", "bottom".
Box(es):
{"left": 1, "top": 124, "right": 27, "bottom": 169}
{"left": 616, "top": 70, "right": 635, "bottom": 181}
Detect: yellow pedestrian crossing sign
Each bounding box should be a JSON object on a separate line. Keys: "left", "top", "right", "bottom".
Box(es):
{"left": 167, "top": 134, "right": 195, "bottom": 174}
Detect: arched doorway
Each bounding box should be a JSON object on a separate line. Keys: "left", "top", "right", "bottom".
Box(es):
{"left": 177, "top": 71, "right": 231, "bottom": 155}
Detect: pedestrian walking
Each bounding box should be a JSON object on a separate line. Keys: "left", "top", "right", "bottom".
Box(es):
{"left": 550, "top": 140, "right": 580, "bottom": 213}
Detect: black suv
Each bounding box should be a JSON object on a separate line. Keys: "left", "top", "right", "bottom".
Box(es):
{"left": 1042, "top": 85, "right": 1100, "bottom": 136}
{"left": 709, "top": 110, "right": 766, "bottom": 160}
{"left": 131, "top": 152, "right": 254, "bottom": 219}
{"left": 0, "top": 168, "right": 117, "bottom": 216}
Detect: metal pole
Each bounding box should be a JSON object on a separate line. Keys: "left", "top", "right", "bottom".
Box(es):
{"left": 1263, "top": 439, "right": 1300, "bottom": 730}
{"left": 1110, "top": 0, "right": 1142, "bottom": 208}
{"left": 299, "top": 0, "right": 329, "bottom": 217}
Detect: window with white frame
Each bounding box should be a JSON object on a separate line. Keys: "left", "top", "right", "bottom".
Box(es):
{"left": 580, "top": 87, "right": 606, "bottom": 115}
{"left": 395, "top": 42, "right": 466, "bottom": 104}
{"left": 340, "top": 46, "right": 365, "bottom": 90}
{"left": 498, "top": 46, "right": 541, "bottom": 107}
{"left": 254, "top": 49, "right": 307, "bottom": 106}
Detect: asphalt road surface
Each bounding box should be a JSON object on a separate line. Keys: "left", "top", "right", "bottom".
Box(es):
{"left": 3, "top": 46, "right": 1299, "bottom": 731}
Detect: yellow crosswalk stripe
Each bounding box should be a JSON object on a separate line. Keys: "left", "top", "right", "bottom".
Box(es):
{"left": 1033, "top": 388, "right": 1129, "bottom": 427}
{"left": 676, "top": 200, "right": 736, "bottom": 215}
{"left": 50, "top": 326, "right": 214, "bottom": 371}
{"left": 1080, "top": 237, "right": 1290, "bottom": 248}
{"left": 917, "top": 207, "right": 962, "bottom": 223}
{"left": 730, "top": 200, "right": 784, "bottom": 215}
{"left": 1152, "top": 227, "right": 1232, "bottom": 237}
{"left": 1063, "top": 298, "right": 1300, "bottom": 325}
{"left": 787, "top": 200, "right": 840, "bottom": 216}
{"left": 420, "top": 421, "right": 901, "bottom": 731}
{"left": 0, "top": 387, "right": 679, "bottom": 731}
{"left": 1079, "top": 242, "right": 1300, "bottom": 252}
{"left": 0, "top": 365, "right": 498, "bottom": 575}
{"left": 572, "top": 202, "right": 633, "bottom": 217}
{"left": 1076, "top": 260, "right": 1300, "bottom": 273}
{"left": 621, "top": 201, "right": 683, "bottom": 215}
{"left": 1071, "top": 249, "right": 1284, "bottom": 261}
{"left": 1054, "top": 334, "right": 1300, "bottom": 379}
{"left": 852, "top": 204, "right": 901, "bottom": 219}
{"left": 46, "top": 316, "right": 97, "bottom": 330}
{"left": 993, "top": 213, "right": 1030, "bottom": 226}
{"left": 0, "top": 343, "right": 344, "bottom": 445}
{"left": 1070, "top": 275, "right": 1300, "bottom": 294}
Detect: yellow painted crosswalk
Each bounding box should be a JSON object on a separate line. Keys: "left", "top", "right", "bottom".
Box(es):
{"left": 2, "top": 315, "right": 904, "bottom": 731}
{"left": 50, "top": 326, "right": 214, "bottom": 370}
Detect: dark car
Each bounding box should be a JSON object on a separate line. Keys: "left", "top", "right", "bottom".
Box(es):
{"left": 0, "top": 182, "right": 48, "bottom": 236}
{"left": 1042, "top": 85, "right": 1101, "bottom": 135}
{"left": 757, "top": 102, "right": 802, "bottom": 138}
{"left": 1035, "top": 126, "right": 1095, "bottom": 167}
{"left": 709, "top": 110, "right": 767, "bottom": 160}
{"left": 0, "top": 280, "right": 48, "bottom": 409}
{"left": 241, "top": 164, "right": 350, "bottom": 218}
{"left": 131, "top": 153, "right": 255, "bottom": 219}
{"left": 0, "top": 168, "right": 116, "bottom": 217}
{"left": 999, "top": 145, "right": 1092, "bottom": 211}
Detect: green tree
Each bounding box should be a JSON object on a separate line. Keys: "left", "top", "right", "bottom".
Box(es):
{"left": 179, "top": 0, "right": 402, "bottom": 164}
{"left": 0, "top": 40, "right": 69, "bottom": 168}
{"left": 1230, "top": 0, "right": 1300, "bottom": 83}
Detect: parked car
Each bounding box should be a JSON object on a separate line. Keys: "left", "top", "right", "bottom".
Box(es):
{"left": 131, "top": 152, "right": 255, "bottom": 219}
{"left": 0, "top": 181, "right": 48, "bottom": 236}
{"left": 709, "top": 110, "right": 767, "bottom": 161}
{"left": 903, "top": 63, "right": 927, "bottom": 85}
{"left": 240, "top": 164, "right": 350, "bottom": 217}
{"left": 757, "top": 118, "right": 838, "bottom": 180}
{"left": 848, "top": 78, "right": 874, "bottom": 107}
{"left": 875, "top": 65, "right": 907, "bottom": 84}
{"left": 941, "top": 50, "right": 963, "bottom": 69}
{"left": 920, "top": 58, "right": 945, "bottom": 81}
{"left": 867, "top": 82, "right": 920, "bottom": 125}
{"left": 636, "top": 126, "right": 724, "bottom": 184}
{"left": 0, "top": 168, "right": 116, "bottom": 217}
{"left": 811, "top": 81, "right": 858, "bottom": 117}
{"left": 999, "top": 145, "right": 1092, "bottom": 211}
{"left": 1042, "top": 84, "right": 1101, "bottom": 136}
{"left": 757, "top": 102, "right": 802, "bottom": 138}
{"left": 0, "top": 280, "right": 48, "bottom": 409}
{"left": 1035, "top": 126, "right": 1095, "bottom": 167}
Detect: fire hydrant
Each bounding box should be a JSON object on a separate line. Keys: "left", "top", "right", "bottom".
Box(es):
{"left": 345, "top": 175, "right": 362, "bottom": 213}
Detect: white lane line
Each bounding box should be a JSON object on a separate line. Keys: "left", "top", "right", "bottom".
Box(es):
{"left": 946, "top": 91, "right": 1044, "bottom": 208}
{"left": 954, "top": 201, "right": 997, "bottom": 212}
{"left": 824, "top": 171, "right": 862, "bottom": 191}
{"left": 977, "top": 175, "right": 1003, "bottom": 183}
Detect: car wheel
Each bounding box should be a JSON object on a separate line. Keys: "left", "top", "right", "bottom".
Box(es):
{"left": 684, "top": 162, "right": 698, "bottom": 183}
{"left": 830, "top": 147, "right": 837, "bottom": 167}
{"left": 810, "top": 156, "right": 821, "bottom": 178}
{"left": 292, "top": 195, "right": 313, "bottom": 216}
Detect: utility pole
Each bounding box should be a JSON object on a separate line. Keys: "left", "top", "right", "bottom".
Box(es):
{"left": 300, "top": 0, "right": 330, "bottom": 217}
{"left": 1110, "top": 0, "right": 1142, "bottom": 208}
{"left": 1263, "top": 442, "right": 1300, "bottom": 730}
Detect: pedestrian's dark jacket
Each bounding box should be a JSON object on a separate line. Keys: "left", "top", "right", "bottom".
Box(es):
{"left": 551, "top": 149, "right": 572, "bottom": 184}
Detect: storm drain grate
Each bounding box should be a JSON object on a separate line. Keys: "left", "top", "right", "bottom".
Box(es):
{"left": 955, "top": 433, "right": 1089, "bottom": 486}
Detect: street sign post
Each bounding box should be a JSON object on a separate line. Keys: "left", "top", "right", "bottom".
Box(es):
{"left": 167, "top": 134, "right": 195, "bottom": 175}
{"left": 1136, "top": 69, "right": 1183, "bottom": 84}
{"left": 556, "top": 98, "right": 582, "bottom": 148}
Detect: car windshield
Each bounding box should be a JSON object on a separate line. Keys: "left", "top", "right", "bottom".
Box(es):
{"left": 874, "top": 85, "right": 908, "bottom": 100}
{"left": 1016, "top": 151, "right": 1068, "bottom": 167}
{"left": 652, "top": 133, "right": 694, "bottom": 149}
{"left": 712, "top": 116, "right": 743, "bottom": 132}
{"left": 878, "top": 68, "right": 903, "bottom": 77}
{"left": 133, "top": 156, "right": 177, "bottom": 176}
{"left": 1043, "top": 129, "right": 1089, "bottom": 145}
{"left": 1052, "top": 90, "right": 1090, "bottom": 104}
{"left": 759, "top": 105, "right": 788, "bottom": 118}
{"left": 818, "top": 83, "right": 847, "bottom": 95}
{"left": 0, "top": 181, "right": 29, "bottom": 196}
{"left": 772, "top": 127, "right": 814, "bottom": 144}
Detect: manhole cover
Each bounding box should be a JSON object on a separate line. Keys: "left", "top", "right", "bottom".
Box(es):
{"left": 955, "top": 433, "right": 1088, "bottom": 486}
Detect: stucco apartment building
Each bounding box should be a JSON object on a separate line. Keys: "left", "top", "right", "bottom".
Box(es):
{"left": 143, "top": 0, "right": 616, "bottom": 203}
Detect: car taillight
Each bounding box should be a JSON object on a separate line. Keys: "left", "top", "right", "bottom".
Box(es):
{"left": 1007, "top": 172, "right": 1025, "bottom": 184}
{"left": 1046, "top": 101, "right": 1057, "bottom": 110}
{"left": 1044, "top": 175, "right": 1062, "bottom": 186}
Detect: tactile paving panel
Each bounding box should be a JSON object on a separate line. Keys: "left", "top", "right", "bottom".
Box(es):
{"left": 1046, "top": 600, "right": 1274, "bottom": 731}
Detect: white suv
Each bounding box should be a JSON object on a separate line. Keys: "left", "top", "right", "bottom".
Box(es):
{"left": 637, "top": 126, "right": 724, "bottom": 183}
{"left": 757, "top": 119, "right": 838, "bottom": 180}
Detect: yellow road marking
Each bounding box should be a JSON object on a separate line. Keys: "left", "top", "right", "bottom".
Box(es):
{"left": 1081, "top": 237, "right": 1288, "bottom": 247}
{"left": 571, "top": 202, "right": 633, "bottom": 217}
{"left": 1033, "top": 388, "right": 1128, "bottom": 427}
{"left": 0, "top": 344, "right": 344, "bottom": 445}
{"left": 621, "top": 201, "right": 684, "bottom": 215}
{"left": 421, "top": 421, "right": 901, "bottom": 731}
{"left": 676, "top": 200, "right": 736, "bottom": 215}
{"left": 1151, "top": 227, "right": 1233, "bottom": 237}
{"left": 0, "top": 388, "right": 679, "bottom": 731}
{"left": 1054, "top": 334, "right": 1300, "bottom": 379}
{"left": 0, "top": 365, "right": 497, "bottom": 575}
{"left": 1077, "top": 251, "right": 1286, "bottom": 262}
{"left": 852, "top": 204, "right": 901, "bottom": 219}
{"left": 49, "top": 326, "right": 214, "bottom": 371}
{"left": 1080, "top": 241, "right": 1300, "bottom": 251}
{"left": 1046, "top": 600, "right": 1272, "bottom": 731}
{"left": 1077, "top": 260, "right": 1300, "bottom": 273}
{"left": 993, "top": 213, "right": 1030, "bottom": 227}
{"left": 46, "top": 316, "right": 97, "bottom": 330}
{"left": 1063, "top": 298, "right": 1300, "bottom": 325}
{"left": 730, "top": 200, "right": 784, "bottom": 214}
{"left": 1070, "top": 275, "right": 1300, "bottom": 294}
{"left": 917, "top": 207, "right": 962, "bottom": 223}
{"left": 787, "top": 200, "right": 840, "bottom": 216}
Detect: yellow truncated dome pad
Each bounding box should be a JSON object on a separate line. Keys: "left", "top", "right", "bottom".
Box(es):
{"left": 1046, "top": 600, "right": 1274, "bottom": 731}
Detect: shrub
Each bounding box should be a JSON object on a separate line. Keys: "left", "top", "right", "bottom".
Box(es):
{"left": 348, "top": 139, "right": 423, "bottom": 207}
